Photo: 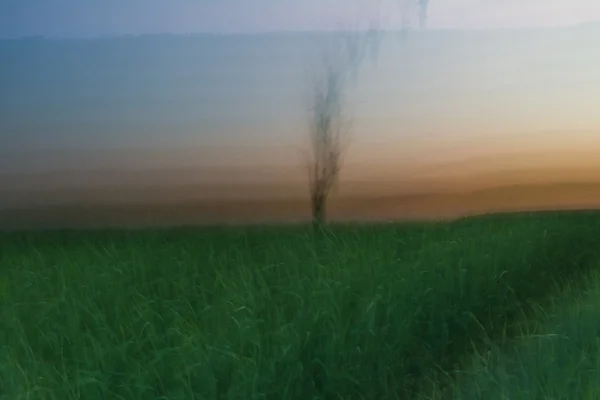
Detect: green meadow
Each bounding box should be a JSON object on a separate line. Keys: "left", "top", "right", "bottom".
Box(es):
{"left": 2, "top": 211, "right": 600, "bottom": 399}
{"left": 420, "top": 257, "right": 600, "bottom": 400}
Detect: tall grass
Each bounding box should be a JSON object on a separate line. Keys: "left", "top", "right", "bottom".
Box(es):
{"left": 420, "top": 267, "right": 600, "bottom": 400}
{"left": 1, "top": 211, "right": 600, "bottom": 399}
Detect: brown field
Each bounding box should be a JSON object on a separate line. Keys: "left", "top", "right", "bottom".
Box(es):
{"left": 2, "top": 182, "right": 600, "bottom": 229}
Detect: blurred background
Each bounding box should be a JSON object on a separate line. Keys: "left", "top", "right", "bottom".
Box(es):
{"left": 2, "top": 0, "right": 600, "bottom": 226}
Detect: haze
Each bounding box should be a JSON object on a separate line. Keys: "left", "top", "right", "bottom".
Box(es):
{"left": 3, "top": 0, "right": 600, "bottom": 37}
{"left": 2, "top": 1, "right": 600, "bottom": 227}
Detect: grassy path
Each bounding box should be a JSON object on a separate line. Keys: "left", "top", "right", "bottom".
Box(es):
{"left": 419, "top": 266, "right": 600, "bottom": 399}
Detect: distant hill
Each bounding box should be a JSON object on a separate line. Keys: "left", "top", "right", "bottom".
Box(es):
{"left": 2, "top": 181, "right": 600, "bottom": 229}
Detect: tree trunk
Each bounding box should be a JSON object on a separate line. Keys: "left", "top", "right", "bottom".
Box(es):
{"left": 311, "top": 193, "right": 327, "bottom": 228}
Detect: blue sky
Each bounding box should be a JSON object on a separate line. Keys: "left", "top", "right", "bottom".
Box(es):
{"left": 2, "top": 0, "right": 600, "bottom": 38}
{"left": 3, "top": 0, "right": 600, "bottom": 203}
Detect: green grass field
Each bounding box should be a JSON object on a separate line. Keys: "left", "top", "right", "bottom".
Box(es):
{"left": 2, "top": 211, "right": 600, "bottom": 399}
{"left": 420, "top": 263, "right": 600, "bottom": 400}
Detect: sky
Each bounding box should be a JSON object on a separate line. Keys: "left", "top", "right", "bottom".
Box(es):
{"left": 2, "top": 0, "right": 600, "bottom": 38}
{"left": 3, "top": 0, "right": 600, "bottom": 213}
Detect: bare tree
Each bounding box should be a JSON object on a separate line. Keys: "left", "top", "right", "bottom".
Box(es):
{"left": 306, "top": 26, "right": 380, "bottom": 227}
{"left": 305, "top": 1, "right": 422, "bottom": 227}
{"left": 307, "top": 56, "right": 346, "bottom": 226}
